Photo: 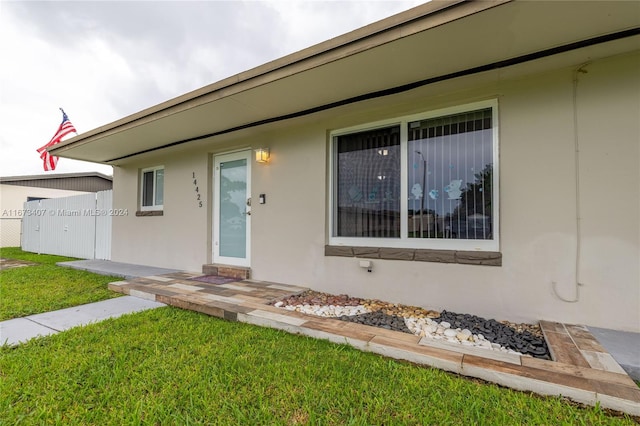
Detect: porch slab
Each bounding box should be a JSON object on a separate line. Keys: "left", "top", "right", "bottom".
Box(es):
{"left": 107, "top": 272, "right": 640, "bottom": 416}
{"left": 218, "top": 283, "right": 257, "bottom": 292}
{"left": 167, "top": 283, "right": 205, "bottom": 292}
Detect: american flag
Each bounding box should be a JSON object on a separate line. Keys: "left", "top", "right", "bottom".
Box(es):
{"left": 37, "top": 109, "right": 77, "bottom": 171}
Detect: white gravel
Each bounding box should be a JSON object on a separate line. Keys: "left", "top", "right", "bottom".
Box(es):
{"left": 277, "top": 303, "right": 521, "bottom": 355}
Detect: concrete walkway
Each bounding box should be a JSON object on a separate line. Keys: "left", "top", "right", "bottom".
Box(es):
{"left": 1, "top": 259, "right": 173, "bottom": 346}
{"left": 57, "top": 259, "right": 180, "bottom": 279}
{"left": 0, "top": 296, "right": 165, "bottom": 346}
{"left": 589, "top": 326, "right": 640, "bottom": 382}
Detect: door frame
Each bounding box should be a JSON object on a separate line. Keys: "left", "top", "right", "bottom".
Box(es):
{"left": 212, "top": 149, "right": 251, "bottom": 267}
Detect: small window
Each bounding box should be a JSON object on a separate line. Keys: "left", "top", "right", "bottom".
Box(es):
{"left": 140, "top": 166, "right": 164, "bottom": 211}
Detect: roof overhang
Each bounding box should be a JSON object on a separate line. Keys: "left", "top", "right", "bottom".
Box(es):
{"left": 51, "top": 0, "right": 640, "bottom": 165}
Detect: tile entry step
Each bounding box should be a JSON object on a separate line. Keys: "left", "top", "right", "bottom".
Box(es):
{"left": 202, "top": 264, "right": 251, "bottom": 280}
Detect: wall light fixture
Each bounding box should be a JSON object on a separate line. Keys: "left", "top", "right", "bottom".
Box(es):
{"left": 255, "top": 148, "right": 270, "bottom": 163}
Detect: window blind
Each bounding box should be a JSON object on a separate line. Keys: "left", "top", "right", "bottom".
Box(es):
{"left": 335, "top": 126, "right": 401, "bottom": 238}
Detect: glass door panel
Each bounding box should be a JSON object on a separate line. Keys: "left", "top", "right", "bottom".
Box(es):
{"left": 214, "top": 150, "right": 251, "bottom": 266}
{"left": 219, "top": 158, "right": 247, "bottom": 258}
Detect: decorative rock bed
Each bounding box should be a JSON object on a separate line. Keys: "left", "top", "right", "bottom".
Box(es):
{"left": 272, "top": 291, "right": 550, "bottom": 360}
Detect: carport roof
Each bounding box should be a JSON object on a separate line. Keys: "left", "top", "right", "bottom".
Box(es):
{"left": 50, "top": 0, "right": 640, "bottom": 165}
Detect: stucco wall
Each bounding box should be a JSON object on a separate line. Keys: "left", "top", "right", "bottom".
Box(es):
{"left": 0, "top": 184, "right": 91, "bottom": 247}
{"left": 111, "top": 151, "right": 210, "bottom": 270}
{"left": 111, "top": 52, "right": 639, "bottom": 331}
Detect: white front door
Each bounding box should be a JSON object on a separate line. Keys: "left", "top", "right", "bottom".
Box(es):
{"left": 213, "top": 150, "right": 251, "bottom": 267}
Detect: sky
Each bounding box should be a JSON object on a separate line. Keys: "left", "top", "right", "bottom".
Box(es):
{"left": 0, "top": 0, "right": 426, "bottom": 177}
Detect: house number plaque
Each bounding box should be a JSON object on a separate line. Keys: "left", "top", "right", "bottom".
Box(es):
{"left": 192, "top": 172, "right": 203, "bottom": 208}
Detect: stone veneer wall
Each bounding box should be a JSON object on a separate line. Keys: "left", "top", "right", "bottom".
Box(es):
{"left": 135, "top": 210, "right": 163, "bottom": 217}
{"left": 325, "top": 245, "right": 502, "bottom": 266}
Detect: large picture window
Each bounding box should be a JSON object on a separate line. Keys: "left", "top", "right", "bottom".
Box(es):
{"left": 140, "top": 166, "right": 164, "bottom": 211}
{"left": 331, "top": 101, "right": 498, "bottom": 251}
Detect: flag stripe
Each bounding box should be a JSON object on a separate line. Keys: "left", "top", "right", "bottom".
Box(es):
{"left": 37, "top": 111, "right": 77, "bottom": 171}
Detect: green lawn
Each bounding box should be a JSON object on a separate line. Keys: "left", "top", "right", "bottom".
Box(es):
{"left": 0, "top": 247, "right": 121, "bottom": 321}
{"left": 0, "top": 307, "right": 635, "bottom": 425}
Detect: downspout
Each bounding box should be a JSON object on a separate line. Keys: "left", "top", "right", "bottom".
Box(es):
{"left": 551, "top": 62, "right": 590, "bottom": 303}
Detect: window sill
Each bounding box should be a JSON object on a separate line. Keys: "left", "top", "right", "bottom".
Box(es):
{"left": 136, "top": 210, "right": 163, "bottom": 217}
{"left": 325, "top": 245, "right": 501, "bottom": 266}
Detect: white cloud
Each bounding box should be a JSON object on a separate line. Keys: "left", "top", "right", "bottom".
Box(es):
{"left": 0, "top": 0, "right": 426, "bottom": 177}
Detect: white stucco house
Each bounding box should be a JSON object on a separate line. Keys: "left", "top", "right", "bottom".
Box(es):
{"left": 49, "top": 1, "right": 639, "bottom": 332}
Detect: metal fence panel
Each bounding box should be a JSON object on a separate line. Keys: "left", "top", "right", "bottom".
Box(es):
{"left": 20, "top": 200, "right": 42, "bottom": 253}
{"left": 20, "top": 190, "right": 112, "bottom": 260}
{"left": 45, "top": 194, "right": 95, "bottom": 258}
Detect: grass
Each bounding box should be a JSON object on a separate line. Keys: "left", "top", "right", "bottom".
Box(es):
{"left": 0, "top": 247, "right": 121, "bottom": 321}
{"left": 0, "top": 307, "right": 636, "bottom": 425}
